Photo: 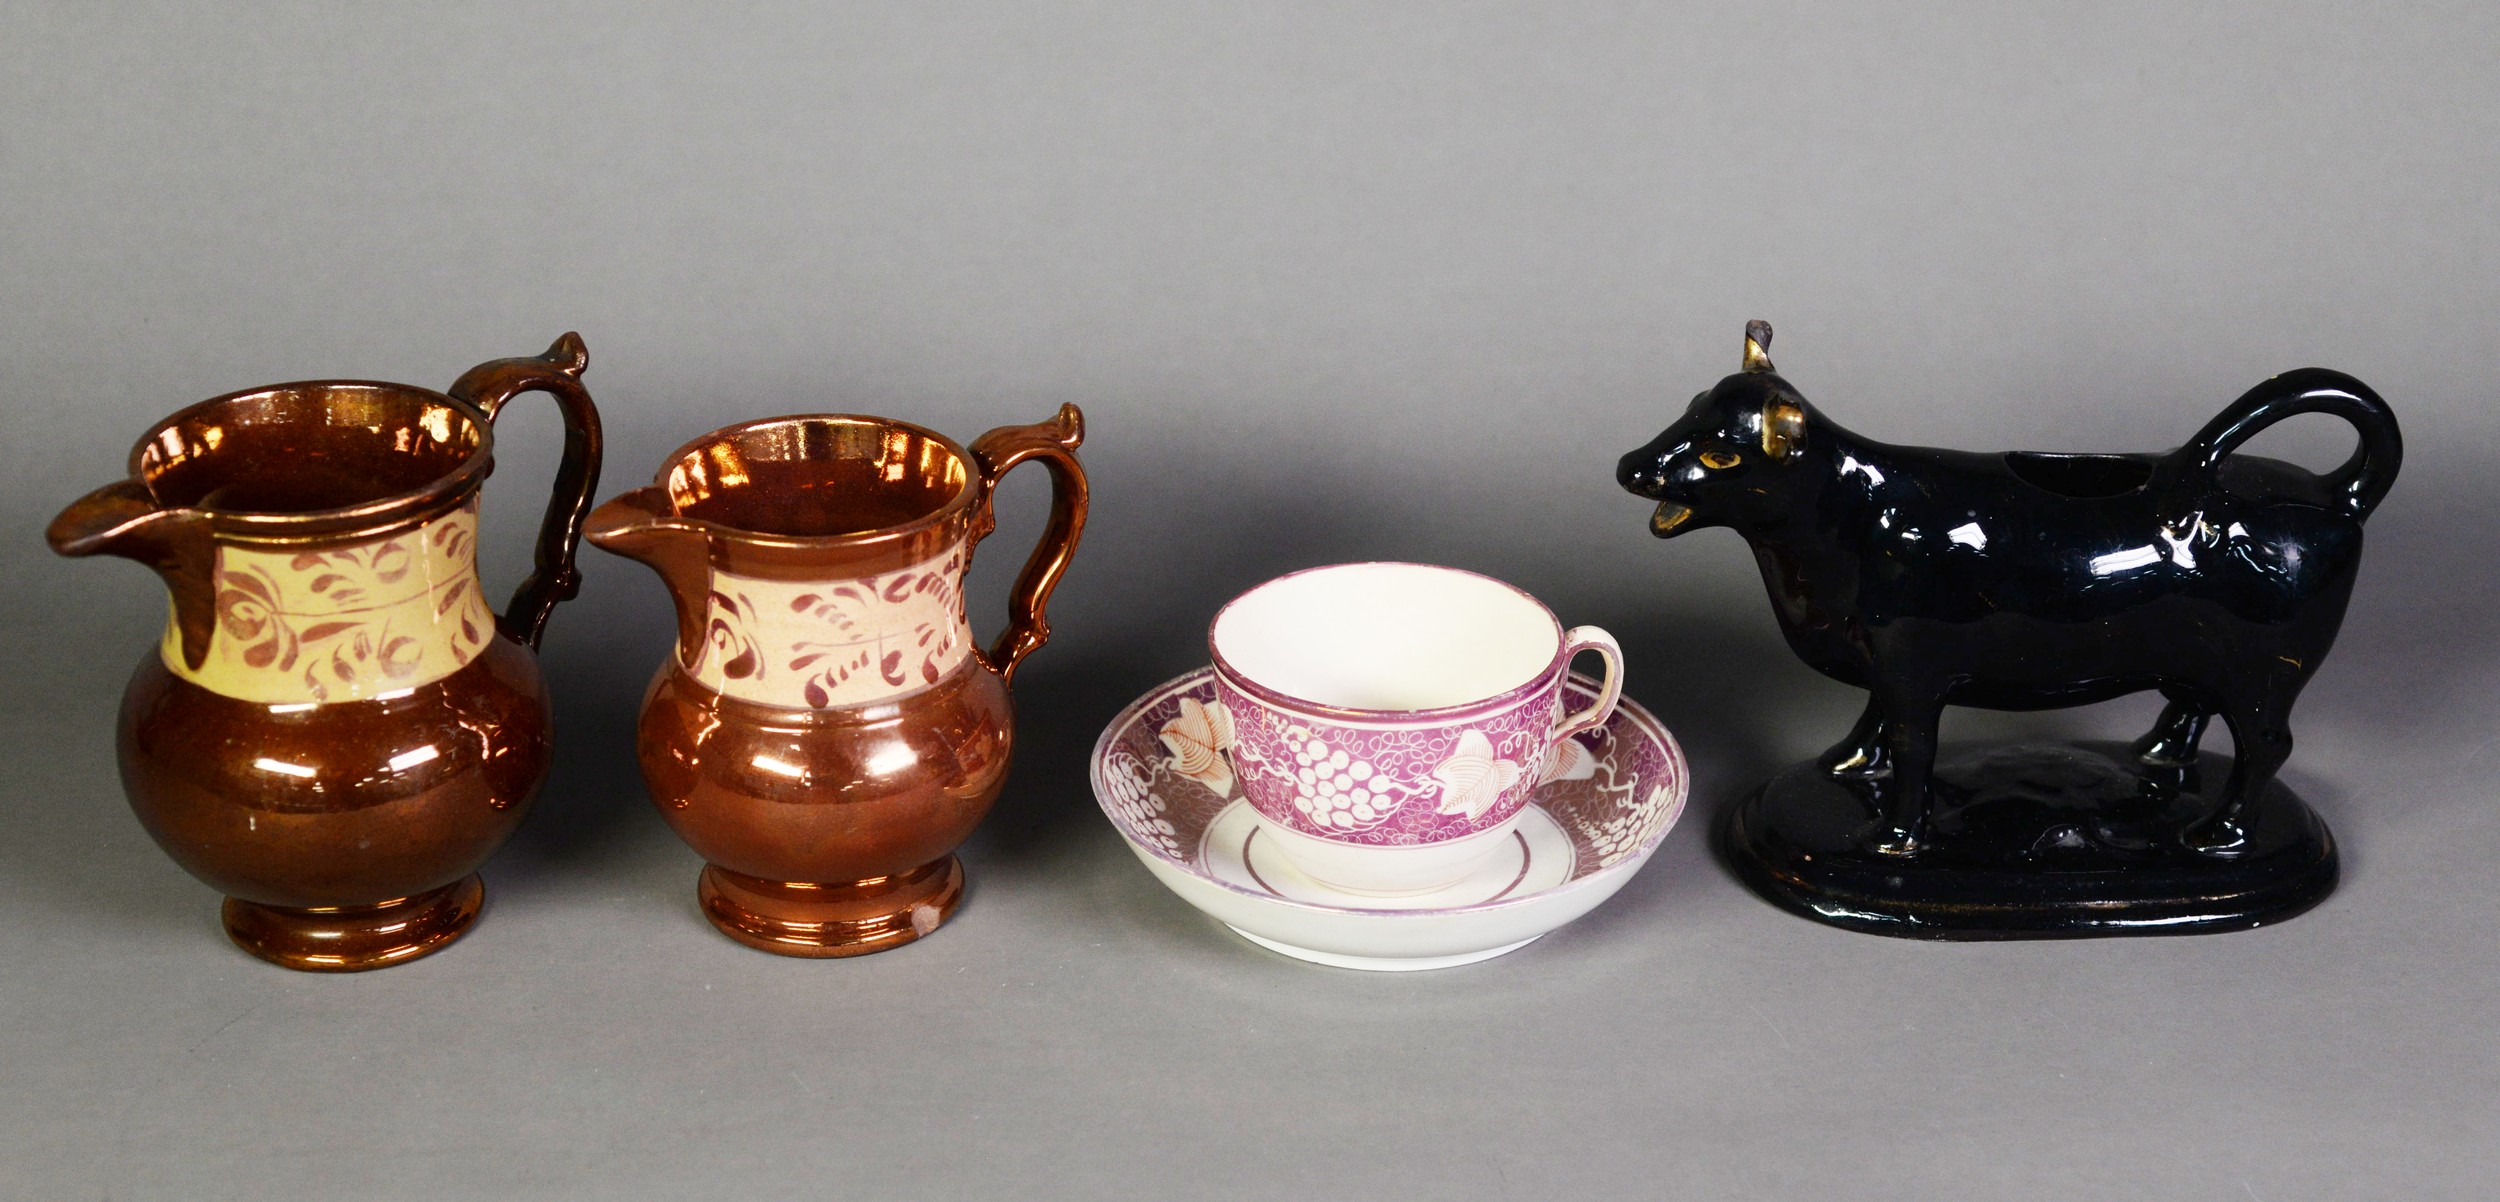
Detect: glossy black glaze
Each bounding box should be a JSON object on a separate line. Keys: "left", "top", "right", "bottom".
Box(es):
{"left": 1618, "top": 323, "right": 2398, "bottom": 937}
{"left": 1725, "top": 743, "right": 2336, "bottom": 939}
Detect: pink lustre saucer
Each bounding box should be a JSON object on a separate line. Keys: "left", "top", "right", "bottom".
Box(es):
{"left": 1092, "top": 669, "right": 1688, "bottom": 971}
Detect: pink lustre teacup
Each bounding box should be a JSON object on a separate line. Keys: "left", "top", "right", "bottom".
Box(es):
{"left": 1200, "top": 562, "right": 1624, "bottom": 895}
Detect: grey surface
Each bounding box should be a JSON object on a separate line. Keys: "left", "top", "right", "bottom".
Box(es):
{"left": 4, "top": 3, "right": 2497, "bottom": 1198}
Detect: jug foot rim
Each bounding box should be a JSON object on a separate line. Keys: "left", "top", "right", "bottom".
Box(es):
{"left": 220, "top": 873, "right": 484, "bottom": 972}
{"left": 697, "top": 857, "right": 963, "bottom": 958}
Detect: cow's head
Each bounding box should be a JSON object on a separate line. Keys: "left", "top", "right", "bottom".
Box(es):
{"left": 1617, "top": 321, "right": 1822, "bottom": 538}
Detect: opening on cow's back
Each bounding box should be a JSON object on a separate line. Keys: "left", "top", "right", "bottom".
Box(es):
{"left": 2004, "top": 452, "right": 2154, "bottom": 498}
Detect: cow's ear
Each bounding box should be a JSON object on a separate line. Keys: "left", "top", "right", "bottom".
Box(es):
{"left": 1761, "top": 399, "right": 1806, "bottom": 460}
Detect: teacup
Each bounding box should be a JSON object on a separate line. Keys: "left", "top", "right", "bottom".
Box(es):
{"left": 1205, "top": 562, "right": 1623, "bottom": 894}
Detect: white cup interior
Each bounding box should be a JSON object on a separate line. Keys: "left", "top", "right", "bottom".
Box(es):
{"left": 1211, "top": 563, "right": 1560, "bottom": 711}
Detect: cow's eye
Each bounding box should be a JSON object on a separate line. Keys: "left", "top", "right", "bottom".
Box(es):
{"left": 1700, "top": 449, "right": 1741, "bottom": 470}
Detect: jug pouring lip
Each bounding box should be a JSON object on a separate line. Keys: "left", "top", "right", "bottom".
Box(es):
{"left": 121, "top": 378, "right": 498, "bottom": 545}
{"left": 639, "top": 412, "right": 986, "bottom": 553}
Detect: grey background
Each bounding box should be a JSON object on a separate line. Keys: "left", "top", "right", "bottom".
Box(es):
{"left": 4, "top": 3, "right": 2495, "bottom": 1198}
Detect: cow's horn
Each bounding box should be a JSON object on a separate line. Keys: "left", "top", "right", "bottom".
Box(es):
{"left": 1742, "top": 320, "right": 1774, "bottom": 373}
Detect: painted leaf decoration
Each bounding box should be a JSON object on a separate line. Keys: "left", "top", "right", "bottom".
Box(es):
{"left": 1430, "top": 730, "right": 1524, "bottom": 821}
{"left": 921, "top": 658, "right": 941, "bottom": 684}
{"left": 704, "top": 606, "right": 762, "bottom": 677}
{"left": 1538, "top": 736, "right": 1596, "bottom": 785}
{"left": 791, "top": 594, "right": 819, "bottom": 611}
{"left": 882, "top": 577, "right": 914, "bottom": 602}
{"left": 371, "top": 541, "right": 413, "bottom": 582}
{"left": 297, "top": 621, "right": 358, "bottom": 643}
{"left": 309, "top": 574, "right": 346, "bottom": 594}
{"left": 803, "top": 680, "right": 830, "bottom": 709}
{"left": 1157, "top": 698, "right": 1237, "bottom": 796}
{"left": 243, "top": 639, "right": 279, "bottom": 669}
{"left": 880, "top": 651, "right": 905, "bottom": 684}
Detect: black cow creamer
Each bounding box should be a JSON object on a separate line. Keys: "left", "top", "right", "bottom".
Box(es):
{"left": 1619, "top": 322, "right": 2400, "bottom": 938}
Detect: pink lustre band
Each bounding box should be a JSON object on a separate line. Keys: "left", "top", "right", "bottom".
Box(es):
{"left": 683, "top": 543, "right": 976, "bottom": 709}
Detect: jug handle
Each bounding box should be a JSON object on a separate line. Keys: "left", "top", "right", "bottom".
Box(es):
{"left": 966, "top": 403, "right": 1089, "bottom": 686}
{"left": 448, "top": 333, "right": 606, "bottom": 650}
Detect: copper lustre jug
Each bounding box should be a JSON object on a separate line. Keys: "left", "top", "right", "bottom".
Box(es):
{"left": 46, "top": 335, "right": 603, "bottom": 971}
{"left": 585, "top": 405, "right": 1086, "bottom": 957}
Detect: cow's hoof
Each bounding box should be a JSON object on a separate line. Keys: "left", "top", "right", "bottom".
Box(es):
{"left": 2183, "top": 820, "right": 2250, "bottom": 857}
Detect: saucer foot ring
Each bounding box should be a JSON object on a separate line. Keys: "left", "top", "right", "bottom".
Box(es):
{"left": 221, "top": 873, "right": 484, "bottom": 972}
{"left": 697, "top": 857, "right": 964, "bottom": 957}
{"left": 1722, "top": 742, "right": 2338, "bottom": 940}
{"left": 1228, "top": 926, "right": 1540, "bottom": 972}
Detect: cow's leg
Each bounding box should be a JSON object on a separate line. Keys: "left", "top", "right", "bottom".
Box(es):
{"left": 2183, "top": 694, "right": 2295, "bottom": 856}
{"left": 1821, "top": 695, "right": 1892, "bottom": 779}
{"left": 1869, "top": 685, "right": 1944, "bottom": 857}
{"left": 2132, "top": 699, "right": 2210, "bottom": 769}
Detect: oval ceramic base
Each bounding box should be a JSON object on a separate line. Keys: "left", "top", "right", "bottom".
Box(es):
{"left": 698, "top": 857, "right": 963, "bottom": 957}
{"left": 1094, "top": 669, "right": 1688, "bottom": 970}
{"left": 1725, "top": 742, "right": 2339, "bottom": 939}
{"left": 221, "top": 873, "right": 483, "bottom": 972}
{"left": 1228, "top": 927, "right": 1541, "bottom": 971}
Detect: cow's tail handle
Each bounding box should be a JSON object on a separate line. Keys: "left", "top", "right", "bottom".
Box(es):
{"left": 2176, "top": 368, "right": 2402, "bottom": 521}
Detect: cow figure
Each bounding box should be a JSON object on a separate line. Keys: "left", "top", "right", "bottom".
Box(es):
{"left": 1618, "top": 322, "right": 2400, "bottom": 857}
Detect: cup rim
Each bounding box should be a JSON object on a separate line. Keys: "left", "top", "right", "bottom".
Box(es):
{"left": 1208, "top": 561, "right": 1567, "bottom": 722}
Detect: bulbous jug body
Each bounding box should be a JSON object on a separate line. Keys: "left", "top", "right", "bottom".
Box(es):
{"left": 589, "top": 406, "right": 1086, "bottom": 956}
{"left": 48, "top": 336, "right": 604, "bottom": 970}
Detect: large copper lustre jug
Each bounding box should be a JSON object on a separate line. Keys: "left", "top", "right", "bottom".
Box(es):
{"left": 585, "top": 405, "right": 1086, "bottom": 957}
{"left": 46, "top": 336, "right": 603, "bottom": 970}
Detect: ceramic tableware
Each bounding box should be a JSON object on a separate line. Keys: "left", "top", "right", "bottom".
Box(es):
{"left": 1096, "top": 669, "right": 1685, "bottom": 970}
{"left": 1619, "top": 321, "right": 2399, "bottom": 938}
{"left": 1207, "top": 562, "right": 1624, "bottom": 894}
{"left": 46, "top": 336, "right": 604, "bottom": 970}
{"left": 586, "top": 406, "right": 1086, "bottom": 957}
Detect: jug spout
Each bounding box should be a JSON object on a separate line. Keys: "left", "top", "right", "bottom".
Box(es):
{"left": 48, "top": 480, "right": 220, "bottom": 670}
{"left": 584, "top": 486, "right": 712, "bottom": 665}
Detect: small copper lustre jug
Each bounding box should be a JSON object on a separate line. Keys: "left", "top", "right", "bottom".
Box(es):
{"left": 47, "top": 336, "right": 603, "bottom": 970}
{"left": 586, "top": 405, "right": 1086, "bottom": 956}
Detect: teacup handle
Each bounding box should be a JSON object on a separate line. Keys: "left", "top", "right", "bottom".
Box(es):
{"left": 966, "top": 403, "right": 1089, "bottom": 685}
{"left": 448, "top": 333, "right": 606, "bottom": 651}
{"left": 1552, "top": 625, "right": 1625, "bottom": 741}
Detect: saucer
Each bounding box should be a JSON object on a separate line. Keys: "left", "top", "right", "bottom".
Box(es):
{"left": 1092, "top": 668, "right": 1687, "bottom": 971}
